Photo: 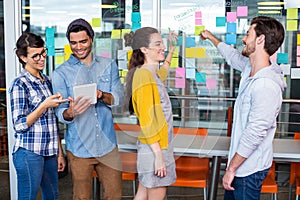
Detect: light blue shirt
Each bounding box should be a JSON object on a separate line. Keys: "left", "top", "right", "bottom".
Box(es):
{"left": 217, "top": 42, "right": 285, "bottom": 177}
{"left": 52, "top": 54, "right": 124, "bottom": 158}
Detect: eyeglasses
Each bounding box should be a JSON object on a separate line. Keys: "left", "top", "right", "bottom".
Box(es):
{"left": 31, "top": 48, "right": 47, "bottom": 61}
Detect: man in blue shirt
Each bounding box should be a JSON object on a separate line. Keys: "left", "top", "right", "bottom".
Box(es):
{"left": 52, "top": 18, "right": 124, "bottom": 199}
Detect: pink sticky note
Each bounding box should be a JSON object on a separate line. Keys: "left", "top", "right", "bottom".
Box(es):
{"left": 175, "top": 77, "right": 185, "bottom": 88}
{"left": 195, "top": 18, "right": 202, "bottom": 25}
{"left": 297, "top": 57, "right": 300, "bottom": 67}
{"left": 297, "top": 46, "right": 300, "bottom": 56}
{"left": 100, "top": 52, "right": 110, "bottom": 58}
{"left": 237, "top": 6, "right": 248, "bottom": 17}
{"left": 206, "top": 78, "right": 217, "bottom": 89}
{"left": 270, "top": 51, "right": 278, "bottom": 63}
{"left": 176, "top": 68, "right": 186, "bottom": 78}
{"left": 195, "top": 11, "right": 202, "bottom": 18}
{"left": 227, "top": 12, "right": 237, "bottom": 22}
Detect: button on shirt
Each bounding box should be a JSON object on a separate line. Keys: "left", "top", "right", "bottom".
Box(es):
{"left": 52, "top": 54, "right": 124, "bottom": 158}
{"left": 9, "top": 70, "right": 58, "bottom": 156}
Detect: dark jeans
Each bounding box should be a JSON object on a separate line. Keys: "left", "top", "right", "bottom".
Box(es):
{"left": 224, "top": 168, "right": 269, "bottom": 200}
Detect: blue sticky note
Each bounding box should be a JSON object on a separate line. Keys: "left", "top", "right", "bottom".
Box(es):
{"left": 226, "top": 33, "right": 237, "bottom": 45}
{"left": 277, "top": 53, "right": 289, "bottom": 64}
{"left": 227, "top": 22, "right": 237, "bottom": 33}
{"left": 47, "top": 46, "right": 55, "bottom": 56}
{"left": 186, "top": 37, "right": 196, "bottom": 48}
{"left": 131, "top": 12, "right": 141, "bottom": 23}
{"left": 132, "top": 22, "right": 141, "bottom": 32}
{"left": 216, "top": 17, "right": 226, "bottom": 27}
{"left": 46, "top": 27, "right": 55, "bottom": 37}
{"left": 46, "top": 37, "right": 55, "bottom": 46}
{"left": 196, "top": 72, "right": 206, "bottom": 83}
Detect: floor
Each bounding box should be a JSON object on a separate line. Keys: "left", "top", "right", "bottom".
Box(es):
{"left": 0, "top": 156, "right": 297, "bottom": 200}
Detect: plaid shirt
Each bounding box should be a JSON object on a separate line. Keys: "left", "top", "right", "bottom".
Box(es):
{"left": 9, "top": 69, "right": 58, "bottom": 156}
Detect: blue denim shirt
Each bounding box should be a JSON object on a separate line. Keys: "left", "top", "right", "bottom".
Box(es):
{"left": 52, "top": 54, "right": 124, "bottom": 158}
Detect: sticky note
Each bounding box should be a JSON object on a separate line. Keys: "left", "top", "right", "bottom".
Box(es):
{"left": 186, "top": 58, "right": 195, "bottom": 68}
{"left": 287, "top": 8, "right": 298, "bottom": 19}
{"left": 291, "top": 68, "right": 300, "bottom": 79}
{"left": 226, "top": 12, "right": 237, "bottom": 22}
{"left": 64, "top": 44, "right": 72, "bottom": 60}
{"left": 196, "top": 72, "right": 206, "bottom": 83}
{"left": 280, "top": 64, "right": 291, "bottom": 75}
{"left": 46, "top": 27, "right": 55, "bottom": 37}
{"left": 55, "top": 55, "right": 64, "bottom": 65}
{"left": 237, "top": 6, "right": 248, "bottom": 17}
{"left": 298, "top": 57, "right": 300, "bottom": 66}
{"left": 131, "top": 12, "right": 141, "bottom": 22}
{"left": 111, "top": 29, "right": 121, "bottom": 39}
{"left": 170, "top": 57, "right": 179, "bottom": 68}
{"left": 206, "top": 78, "right": 217, "bottom": 89}
{"left": 186, "top": 37, "right": 196, "bottom": 47}
{"left": 121, "top": 70, "right": 128, "bottom": 77}
{"left": 195, "top": 18, "right": 202, "bottom": 26}
{"left": 238, "top": 18, "right": 248, "bottom": 34}
{"left": 118, "top": 50, "right": 127, "bottom": 60}
{"left": 216, "top": 17, "right": 226, "bottom": 27}
{"left": 132, "top": 22, "right": 141, "bottom": 32}
{"left": 47, "top": 47, "right": 55, "bottom": 56}
{"left": 46, "top": 37, "right": 54, "bottom": 46}
{"left": 195, "top": 26, "right": 205, "bottom": 35}
{"left": 298, "top": 34, "right": 300, "bottom": 45}
{"left": 172, "top": 47, "right": 179, "bottom": 58}
{"left": 286, "top": 20, "right": 298, "bottom": 31}
{"left": 195, "top": 11, "right": 202, "bottom": 18}
{"left": 127, "top": 50, "right": 133, "bottom": 60}
{"left": 186, "top": 48, "right": 196, "bottom": 58}
{"left": 176, "top": 68, "right": 185, "bottom": 78}
{"left": 177, "top": 36, "right": 183, "bottom": 46}
{"left": 122, "top": 29, "right": 131, "bottom": 38}
{"left": 175, "top": 77, "right": 185, "bottom": 88}
{"left": 297, "top": 46, "right": 300, "bottom": 56}
{"left": 195, "top": 48, "right": 206, "bottom": 58}
{"left": 186, "top": 68, "right": 196, "bottom": 79}
{"left": 118, "top": 60, "right": 128, "bottom": 70}
{"left": 227, "top": 22, "right": 237, "bottom": 33}
{"left": 92, "top": 18, "right": 101, "bottom": 27}
{"left": 100, "top": 52, "right": 110, "bottom": 58}
{"left": 226, "top": 33, "right": 237, "bottom": 45}
{"left": 277, "top": 53, "right": 289, "bottom": 64}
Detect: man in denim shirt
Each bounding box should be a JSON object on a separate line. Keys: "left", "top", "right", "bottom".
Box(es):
{"left": 201, "top": 16, "right": 285, "bottom": 199}
{"left": 52, "top": 18, "right": 124, "bottom": 199}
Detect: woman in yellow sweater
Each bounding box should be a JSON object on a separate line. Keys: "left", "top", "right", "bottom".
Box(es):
{"left": 124, "top": 27, "right": 177, "bottom": 200}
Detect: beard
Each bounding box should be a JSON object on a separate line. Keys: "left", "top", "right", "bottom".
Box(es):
{"left": 242, "top": 43, "right": 256, "bottom": 57}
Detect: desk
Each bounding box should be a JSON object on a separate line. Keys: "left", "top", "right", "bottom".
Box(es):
{"left": 117, "top": 133, "right": 300, "bottom": 200}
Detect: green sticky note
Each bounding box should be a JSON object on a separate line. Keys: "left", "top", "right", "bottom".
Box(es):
{"left": 287, "top": 8, "right": 298, "bottom": 19}
{"left": 92, "top": 18, "right": 101, "bottom": 27}
{"left": 195, "top": 26, "right": 205, "bottom": 35}
{"left": 216, "top": 17, "right": 226, "bottom": 27}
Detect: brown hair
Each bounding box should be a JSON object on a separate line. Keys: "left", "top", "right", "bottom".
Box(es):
{"left": 250, "top": 16, "right": 285, "bottom": 55}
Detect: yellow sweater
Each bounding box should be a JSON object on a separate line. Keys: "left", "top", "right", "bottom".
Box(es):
{"left": 132, "top": 67, "right": 169, "bottom": 149}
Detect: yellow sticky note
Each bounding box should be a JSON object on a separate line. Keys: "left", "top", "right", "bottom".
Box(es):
{"left": 119, "top": 70, "right": 122, "bottom": 76}
{"left": 195, "top": 48, "right": 206, "bottom": 58}
{"left": 121, "top": 70, "right": 128, "bottom": 77}
{"left": 186, "top": 48, "right": 196, "bottom": 58}
{"left": 287, "top": 8, "right": 298, "bottom": 19}
{"left": 120, "top": 77, "right": 125, "bottom": 84}
{"left": 111, "top": 29, "right": 121, "bottom": 39}
{"left": 298, "top": 34, "right": 300, "bottom": 45}
{"left": 122, "top": 29, "right": 131, "bottom": 39}
{"left": 127, "top": 50, "right": 133, "bottom": 61}
{"left": 170, "top": 57, "right": 178, "bottom": 68}
{"left": 64, "top": 44, "right": 72, "bottom": 61}
{"left": 172, "top": 47, "right": 179, "bottom": 58}
{"left": 55, "top": 55, "right": 65, "bottom": 65}
{"left": 195, "top": 26, "right": 205, "bottom": 35}
{"left": 92, "top": 18, "right": 101, "bottom": 27}
{"left": 286, "top": 20, "right": 298, "bottom": 31}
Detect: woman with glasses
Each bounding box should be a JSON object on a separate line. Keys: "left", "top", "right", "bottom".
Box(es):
{"left": 9, "top": 32, "right": 68, "bottom": 199}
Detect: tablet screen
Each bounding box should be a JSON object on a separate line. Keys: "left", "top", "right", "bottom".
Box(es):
{"left": 73, "top": 83, "right": 97, "bottom": 104}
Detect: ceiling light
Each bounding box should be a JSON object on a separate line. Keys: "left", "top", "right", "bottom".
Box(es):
{"left": 46, "top": 11, "right": 68, "bottom": 14}
{"left": 22, "top": 6, "right": 44, "bottom": 10}
{"left": 258, "top": 10, "right": 281, "bottom": 14}
{"left": 101, "top": 4, "right": 118, "bottom": 8}
{"left": 258, "top": 6, "right": 283, "bottom": 10}
{"left": 257, "top": 2, "right": 285, "bottom": 6}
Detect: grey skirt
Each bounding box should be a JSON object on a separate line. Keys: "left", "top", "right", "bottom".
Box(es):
{"left": 137, "top": 143, "right": 176, "bottom": 188}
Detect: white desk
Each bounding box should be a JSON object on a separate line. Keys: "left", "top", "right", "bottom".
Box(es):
{"left": 117, "top": 132, "right": 300, "bottom": 200}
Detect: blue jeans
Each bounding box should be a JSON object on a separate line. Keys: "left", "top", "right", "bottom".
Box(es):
{"left": 13, "top": 148, "right": 59, "bottom": 200}
{"left": 224, "top": 168, "right": 269, "bottom": 200}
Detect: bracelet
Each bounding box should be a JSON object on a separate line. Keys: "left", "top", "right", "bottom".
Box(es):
{"left": 164, "top": 60, "right": 171, "bottom": 65}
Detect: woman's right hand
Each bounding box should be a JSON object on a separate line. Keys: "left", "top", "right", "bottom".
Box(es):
{"left": 42, "top": 93, "right": 69, "bottom": 108}
{"left": 154, "top": 151, "right": 167, "bottom": 177}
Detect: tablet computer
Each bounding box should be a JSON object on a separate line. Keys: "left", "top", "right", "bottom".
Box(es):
{"left": 73, "top": 83, "right": 97, "bottom": 104}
